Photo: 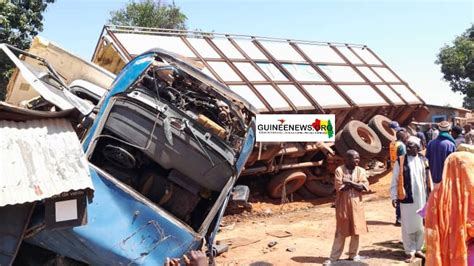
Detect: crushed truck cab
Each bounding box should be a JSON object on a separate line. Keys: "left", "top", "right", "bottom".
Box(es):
{"left": 0, "top": 42, "right": 255, "bottom": 265}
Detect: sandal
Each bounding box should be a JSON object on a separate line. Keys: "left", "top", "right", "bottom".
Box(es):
{"left": 404, "top": 254, "right": 415, "bottom": 263}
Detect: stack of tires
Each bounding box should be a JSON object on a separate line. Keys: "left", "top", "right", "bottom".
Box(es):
{"left": 335, "top": 115, "right": 396, "bottom": 159}
{"left": 267, "top": 115, "right": 397, "bottom": 199}
{"left": 297, "top": 115, "right": 396, "bottom": 199}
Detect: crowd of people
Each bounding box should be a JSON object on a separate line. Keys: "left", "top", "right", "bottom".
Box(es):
{"left": 325, "top": 121, "right": 474, "bottom": 266}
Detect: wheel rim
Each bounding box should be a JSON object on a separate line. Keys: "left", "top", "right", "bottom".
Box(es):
{"left": 381, "top": 121, "right": 395, "bottom": 137}
{"left": 271, "top": 172, "right": 306, "bottom": 197}
{"left": 357, "top": 127, "right": 375, "bottom": 145}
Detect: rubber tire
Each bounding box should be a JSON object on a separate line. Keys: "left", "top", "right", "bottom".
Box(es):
{"left": 368, "top": 115, "right": 396, "bottom": 147}
{"left": 335, "top": 130, "right": 350, "bottom": 156}
{"left": 342, "top": 120, "right": 382, "bottom": 158}
{"left": 304, "top": 179, "right": 335, "bottom": 197}
{"left": 267, "top": 170, "right": 307, "bottom": 199}
{"left": 297, "top": 185, "right": 318, "bottom": 199}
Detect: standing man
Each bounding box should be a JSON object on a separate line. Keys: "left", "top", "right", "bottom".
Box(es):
{"left": 451, "top": 126, "right": 465, "bottom": 147}
{"left": 426, "top": 121, "right": 456, "bottom": 184}
{"left": 431, "top": 123, "right": 440, "bottom": 140}
{"left": 391, "top": 138, "right": 430, "bottom": 263}
{"left": 389, "top": 129, "right": 409, "bottom": 226}
{"left": 426, "top": 125, "right": 434, "bottom": 143}
{"left": 415, "top": 126, "right": 427, "bottom": 149}
{"left": 324, "top": 150, "right": 369, "bottom": 265}
{"left": 464, "top": 123, "right": 474, "bottom": 145}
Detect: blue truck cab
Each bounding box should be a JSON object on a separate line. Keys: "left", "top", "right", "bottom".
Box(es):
{"left": 16, "top": 48, "right": 256, "bottom": 265}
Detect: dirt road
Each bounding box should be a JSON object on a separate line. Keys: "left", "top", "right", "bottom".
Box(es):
{"left": 215, "top": 174, "right": 418, "bottom": 265}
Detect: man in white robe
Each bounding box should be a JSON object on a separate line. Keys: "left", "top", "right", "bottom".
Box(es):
{"left": 390, "top": 137, "right": 430, "bottom": 262}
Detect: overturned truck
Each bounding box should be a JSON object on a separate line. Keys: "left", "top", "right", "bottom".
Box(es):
{"left": 91, "top": 25, "right": 429, "bottom": 198}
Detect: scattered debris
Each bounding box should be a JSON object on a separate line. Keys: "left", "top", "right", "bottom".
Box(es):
{"left": 266, "top": 230, "right": 292, "bottom": 238}
{"left": 263, "top": 208, "right": 273, "bottom": 215}
{"left": 286, "top": 247, "right": 296, "bottom": 252}
{"left": 217, "top": 237, "right": 261, "bottom": 249}
{"left": 262, "top": 246, "right": 277, "bottom": 254}
{"left": 220, "top": 222, "right": 236, "bottom": 231}
{"left": 267, "top": 241, "right": 278, "bottom": 248}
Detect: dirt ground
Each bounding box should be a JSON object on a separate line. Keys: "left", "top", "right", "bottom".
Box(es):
{"left": 215, "top": 172, "right": 420, "bottom": 265}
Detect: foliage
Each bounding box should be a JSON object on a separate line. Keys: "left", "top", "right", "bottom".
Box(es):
{"left": 0, "top": 0, "right": 55, "bottom": 100}
{"left": 436, "top": 25, "right": 474, "bottom": 109}
{"left": 109, "top": 0, "right": 187, "bottom": 30}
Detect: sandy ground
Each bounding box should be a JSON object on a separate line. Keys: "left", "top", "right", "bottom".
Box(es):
{"left": 215, "top": 173, "right": 421, "bottom": 265}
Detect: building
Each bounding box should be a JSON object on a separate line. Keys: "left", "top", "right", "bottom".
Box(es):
{"left": 425, "top": 104, "right": 472, "bottom": 126}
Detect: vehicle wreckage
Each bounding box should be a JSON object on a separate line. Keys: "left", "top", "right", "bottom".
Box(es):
{"left": 0, "top": 42, "right": 255, "bottom": 265}
{"left": 91, "top": 26, "right": 429, "bottom": 198}
{"left": 1, "top": 26, "right": 430, "bottom": 264}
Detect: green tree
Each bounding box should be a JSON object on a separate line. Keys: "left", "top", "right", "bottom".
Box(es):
{"left": 0, "top": 0, "right": 55, "bottom": 100}
{"left": 436, "top": 25, "right": 474, "bottom": 109}
{"left": 109, "top": 0, "right": 187, "bottom": 30}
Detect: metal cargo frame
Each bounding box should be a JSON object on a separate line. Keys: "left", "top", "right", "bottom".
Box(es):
{"left": 92, "top": 25, "right": 428, "bottom": 128}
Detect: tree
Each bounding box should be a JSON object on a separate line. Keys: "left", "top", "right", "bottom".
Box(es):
{"left": 109, "top": 0, "right": 187, "bottom": 30}
{"left": 436, "top": 25, "right": 474, "bottom": 109}
{"left": 0, "top": 0, "right": 55, "bottom": 100}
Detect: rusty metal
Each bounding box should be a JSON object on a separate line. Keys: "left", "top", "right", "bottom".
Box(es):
{"left": 92, "top": 26, "right": 107, "bottom": 62}
{"left": 106, "top": 28, "right": 132, "bottom": 61}
{"left": 226, "top": 36, "right": 314, "bottom": 112}
{"left": 363, "top": 107, "right": 384, "bottom": 124}
{"left": 329, "top": 45, "right": 392, "bottom": 106}
{"left": 95, "top": 25, "right": 426, "bottom": 115}
{"left": 179, "top": 36, "right": 225, "bottom": 84}
{"left": 366, "top": 47, "right": 425, "bottom": 104}
{"left": 174, "top": 56, "right": 389, "bottom": 68}
{"left": 203, "top": 37, "right": 284, "bottom": 112}
{"left": 242, "top": 160, "right": 324, "bottom": 176}
{"left": 343, "top": 46, "right": 395, "bottom": 106}
{"left": 106, "top": 25, "right": 368, "bottom": 48}
{"left": 346, "top": 46, "right": 408, "bottom": 106}
{"left": 340, "top": 107, "right": 361, "bottom": 126}
{"left": 290, "top": 42, "right": 357, "bottom": 108}
{"left": 251, "top": 39, "right": 326, "bottom": 114}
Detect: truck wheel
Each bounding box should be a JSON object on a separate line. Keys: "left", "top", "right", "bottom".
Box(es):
{"left": 267, "top": 170, "right": 307, "bottom": 199}
{"left": 342, "top": 120, "right": 382, "bottom": 158}
{"left": 304, "top": 179, "right": 335, "bottom": 197}
{"left": 297, "top": 185, "right": 318, "bottom": 199}
{"left": 334, "top": 130, "right": 350, "bottom": 156}
{"left": 368, "top": 115, "right": 396, "bottom": 146}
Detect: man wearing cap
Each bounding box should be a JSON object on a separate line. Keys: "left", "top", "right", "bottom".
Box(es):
{"left": 390, "top": 137, "right": 431, "bottom": 262}
{"left": 415, "top": 126, "right": 427, "bottom": 149}
{"left": 451, "top": 126, "right": 465, "bottom": 147}
{"left": 426, "top": 121, "right": 456, "bottom": 184}
{"left": 464, "top": 124, "right": 474, "bottom": 145}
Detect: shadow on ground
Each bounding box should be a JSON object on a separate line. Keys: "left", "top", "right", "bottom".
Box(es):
{"left": 249, "top": 262, "right": 273, "bottom": 266}
{"left": 358, "top": 239, "right": 407, "bottom": 261}
{"left": 291, "top": 256, "right": 370, "bottom": 265}
{"left": 366, "top": 220, "right": 395, "bottom": 226}
{"left": 291, "top": 256, "right": 327, "bottom": 264}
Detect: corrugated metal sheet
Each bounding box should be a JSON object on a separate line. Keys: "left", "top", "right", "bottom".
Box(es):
{"left": 0, "top": 118, "right": 93, "bottom": 207}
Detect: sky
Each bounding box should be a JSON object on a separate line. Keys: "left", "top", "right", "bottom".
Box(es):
{"left": 40, "top": 0, "right": 474, "bottom": 108}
